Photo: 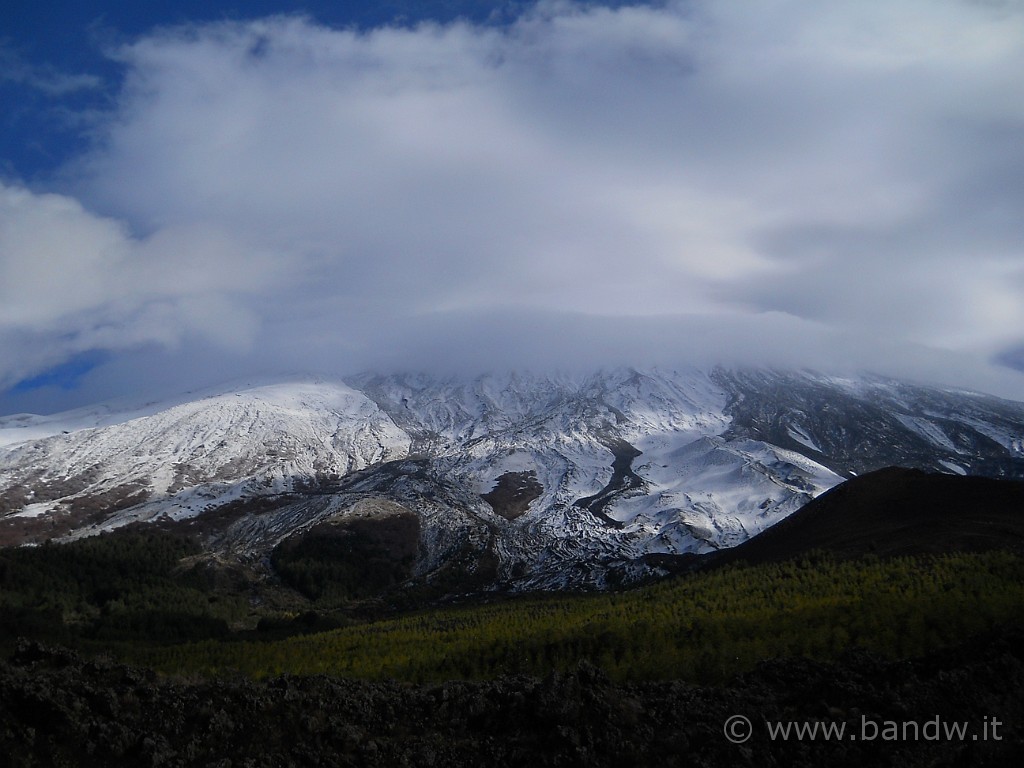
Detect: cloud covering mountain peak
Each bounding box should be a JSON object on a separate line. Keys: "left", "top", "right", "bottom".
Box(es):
{"left": 3, "top": 1, "right": 1024, "bottom": 412}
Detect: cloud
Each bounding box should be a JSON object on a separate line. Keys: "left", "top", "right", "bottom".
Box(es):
{"left": 4, "top": 0, "right": 1024, "bottom": 410}
{"left": 0, "top": 181, "right": 272, "bottom": 389}
{"left": 0, "top": 46, "right": 102, "bottom": 95}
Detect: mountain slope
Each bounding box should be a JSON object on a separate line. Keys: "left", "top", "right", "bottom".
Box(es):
{"left": 714, "top": 369, "right": 1024, "bottom": 478}
{"left": 2, "top": 367, "right": 1023, "bottom": 591}
{"left": 0, "top": 382, "right": 408, "bottom": 545}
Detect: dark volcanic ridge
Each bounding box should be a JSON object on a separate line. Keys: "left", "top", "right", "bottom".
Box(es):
{"left": 708, "top": 467, "right": 1024, "bottom": 568}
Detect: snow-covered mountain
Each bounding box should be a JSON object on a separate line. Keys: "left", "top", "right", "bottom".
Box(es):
{"left": 2, "top": 367, "right": 1024, "bottom": 590}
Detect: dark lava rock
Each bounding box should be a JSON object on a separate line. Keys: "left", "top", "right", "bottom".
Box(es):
{"left": 2, "top": 633, "right": 1023, "bottom": 767}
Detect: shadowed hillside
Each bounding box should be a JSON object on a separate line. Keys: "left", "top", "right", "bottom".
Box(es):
{"left": 707, "top": 467, "right": 1024, "bottom": 568}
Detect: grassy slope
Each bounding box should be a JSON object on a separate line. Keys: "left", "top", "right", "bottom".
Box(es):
{"left": 130, "top": 550, "right": 1024, "bottom": 684}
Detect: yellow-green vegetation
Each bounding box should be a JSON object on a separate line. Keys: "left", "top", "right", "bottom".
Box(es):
{"left": 135, "top": 550, "right": 1024, "bottom": 684}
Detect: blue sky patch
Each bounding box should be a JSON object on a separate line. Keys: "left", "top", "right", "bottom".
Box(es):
{"left": 12, "top": 350, "right": 111, "bottom": 392}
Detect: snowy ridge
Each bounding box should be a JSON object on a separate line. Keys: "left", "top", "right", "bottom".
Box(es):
{"left": 0, "top": 380, "right": 408, "bottom": 531}
{"left": 3, "top": 367, "right": 1024, "bottom": 590}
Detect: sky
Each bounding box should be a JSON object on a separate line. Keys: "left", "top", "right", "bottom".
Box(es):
{"left": 2, "top": 0, "right": 1024, "bottom": 414}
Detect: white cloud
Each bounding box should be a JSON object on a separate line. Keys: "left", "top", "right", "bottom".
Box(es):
{"left": 0, "top": 181, "right": 271, "bottom": 388}
{"left": 4, "top": 0, "right": 1024, "bottom": 407}
{"left": 0, "top": 46, "right": 102, "bottom": 95}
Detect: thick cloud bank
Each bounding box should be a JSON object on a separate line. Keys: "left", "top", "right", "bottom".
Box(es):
{"left": 3, "top": 1, "right": 1024, "bottom": 410}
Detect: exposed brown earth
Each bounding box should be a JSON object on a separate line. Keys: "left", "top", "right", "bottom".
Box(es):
{"left": 481, "top": 471, "right": 543, "bottom": 520}
{"left": 0, "top": 483, "right": 149, "bottom": 548}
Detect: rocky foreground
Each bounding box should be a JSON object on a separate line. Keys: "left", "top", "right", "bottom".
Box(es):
{"left": 2, "top": 631, "right": 1022, "bottom": 767}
